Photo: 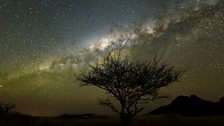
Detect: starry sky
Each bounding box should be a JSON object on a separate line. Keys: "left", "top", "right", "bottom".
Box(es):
{"left": 0, "top": 0, "right": 224, "bottom": 116}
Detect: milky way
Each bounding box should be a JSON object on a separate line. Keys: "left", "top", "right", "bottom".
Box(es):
{"left": 0, "top": 0, "right": 223, "bottom": 116}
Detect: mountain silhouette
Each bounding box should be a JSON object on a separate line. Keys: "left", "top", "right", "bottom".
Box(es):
{"left": 149, "top": 95, "right": 224, "bottom": 116}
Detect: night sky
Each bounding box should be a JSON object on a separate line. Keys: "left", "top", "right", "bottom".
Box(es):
{"left": 0, "top": 0, "right": 224, "bottom": 116}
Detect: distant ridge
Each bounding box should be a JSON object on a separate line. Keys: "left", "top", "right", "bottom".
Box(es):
{"left": 149, "top": 95, "right": 224, "bottom": 116}
{"left": 57, "top": 113, "right": 107, "bottom": 119}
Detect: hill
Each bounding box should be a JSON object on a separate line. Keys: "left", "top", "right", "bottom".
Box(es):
{"left": 150, "top": 95, "right": 224, "bottom": 116}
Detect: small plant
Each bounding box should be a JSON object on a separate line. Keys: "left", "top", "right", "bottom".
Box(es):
{"left": 0, "top": 102, "right": 15, "bottom": 118}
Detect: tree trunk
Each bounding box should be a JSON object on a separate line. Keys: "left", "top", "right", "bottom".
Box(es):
{"left": 119, "top": 102, "right": 133, "bottom": 125}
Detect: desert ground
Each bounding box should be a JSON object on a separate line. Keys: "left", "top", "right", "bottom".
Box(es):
{"left": 1, "top": 115, "right": 224, "bottom": 126}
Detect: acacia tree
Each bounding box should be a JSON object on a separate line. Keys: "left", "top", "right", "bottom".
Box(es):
{"left": 78, "top": 52, "right": 184, "bottom": 125}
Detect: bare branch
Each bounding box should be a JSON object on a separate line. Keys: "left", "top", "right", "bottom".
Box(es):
{"left": 99, "top": 99, "right": 120, "bottom": 115}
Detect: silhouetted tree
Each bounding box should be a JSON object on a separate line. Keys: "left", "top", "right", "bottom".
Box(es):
{"left": 78, "top": 52, "right": 184, "bottom": 125}
{"left": 0, "top": 102, "right": 15, "bottom": 118}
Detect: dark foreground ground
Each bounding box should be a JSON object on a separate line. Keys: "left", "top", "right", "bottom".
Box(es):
{"left": 1, "top": 115, "right": 224, "bottom": 126}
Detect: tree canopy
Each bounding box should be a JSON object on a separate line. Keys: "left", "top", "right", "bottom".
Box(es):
{"left": 78, "top": 52, "right": 184, "bottom": 125}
